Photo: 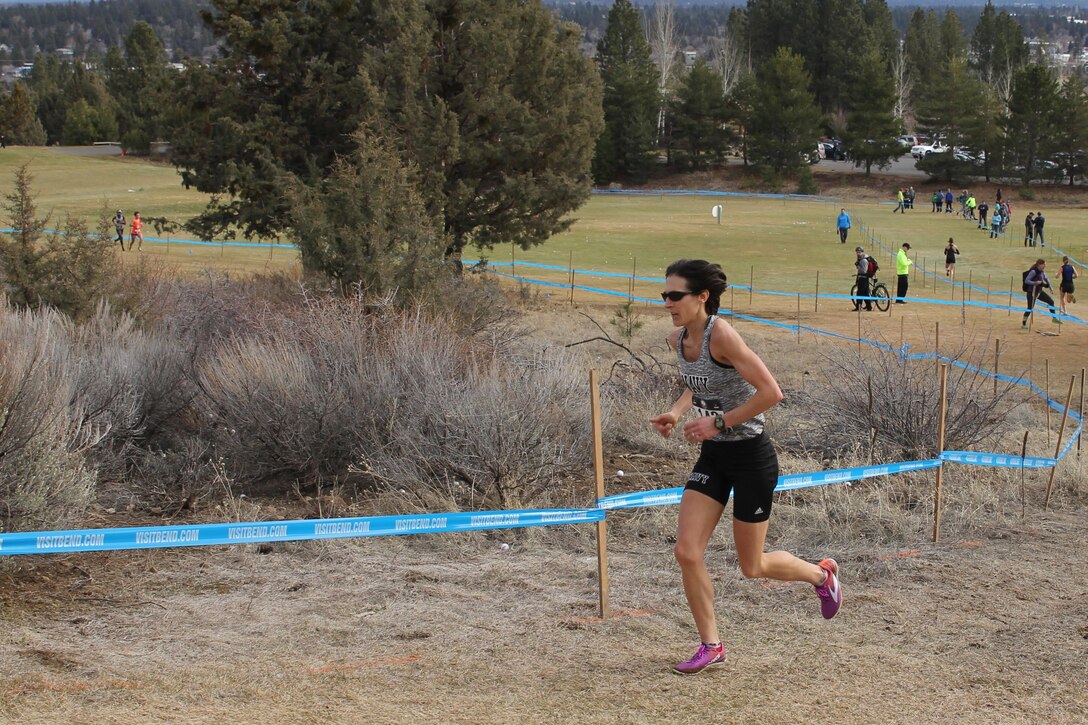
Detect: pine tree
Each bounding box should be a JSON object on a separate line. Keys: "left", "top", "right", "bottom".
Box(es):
{"left": 904, "top": 9, "right": 942, "bottom": 100}
{"left": 1053, "top": 75, "right": 1088, "bottom": 186}
{"left": 289, "top": 129, "right": 443, "bottom": 295}
{"left": 842, "top": 49, "right": 901, "bottom": 175}
{"left": 170, "top": 0, "right": 602, "bottom": 268}
{"left": 669, "top": 59, "right": 730, "bottom": 169}
{"left": 1004, "top": 64, "right": 1060, "bottom": 185}
{"left": 747, "top": 47, "right": 821, "bottom": 173}
{"left": 0, "top": 83, "right": 47, "bottom": 146}
{"left": 914, "top": 55, "right": 984, "bottom": 182}
{"left": 594, "top": 0, "right": 660, "bottom": 182}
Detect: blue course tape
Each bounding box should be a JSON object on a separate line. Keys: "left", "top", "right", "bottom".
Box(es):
{"left": 597, "top": 458, "right": 943, "bottom": 510}
{"left": 0, "top": 507, "right": 603, "bottom": 556}
{"left": 940, "top": 451, "right": 1056, "bottom": 468}
{"left": 0, "top": 228, "right": 296, "bottom": 250}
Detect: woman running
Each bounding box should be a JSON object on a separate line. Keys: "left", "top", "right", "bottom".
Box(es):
{"left": 944, "top": 238, "right": 960, "bottom": 279}
{"left": 1059, "top": 256, "right": 1078, "bottom": 315}
{"left": 650, "top": 259, "right": 841, "bottom": 676}
{"left": 1022, "top": 258, "right": 1061, "bottom": 328}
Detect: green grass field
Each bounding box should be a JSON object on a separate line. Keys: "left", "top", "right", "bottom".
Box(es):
{"left": 1, "top": 147, "right": 1084, "bottom": 296}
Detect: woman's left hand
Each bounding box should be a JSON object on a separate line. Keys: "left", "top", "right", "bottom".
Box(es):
{"left": 682, "top": 416, "right": 719, "bottom": 443}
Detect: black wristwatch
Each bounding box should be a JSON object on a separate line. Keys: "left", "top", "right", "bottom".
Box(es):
{"left": 714, "top": 415, "right": 727, "bottom": 432}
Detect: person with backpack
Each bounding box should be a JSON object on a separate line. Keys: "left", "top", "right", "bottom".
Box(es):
{"left": 852, "top": 246, "right": 875, "bottom": 311}
{"left": 944, "top": 238, "right": 960, "bottom": 279}
{"left": 931, "top": 190, "right": 942, "bottom": 213}
{"left": 650, "top": 259, "right": 841, "bottom": 675}
{"left": 1059, "top": 256, "right": 1078, "bottom": 315}
{"left": 1022, "top": 259, "right": 1061, "bottom": 328}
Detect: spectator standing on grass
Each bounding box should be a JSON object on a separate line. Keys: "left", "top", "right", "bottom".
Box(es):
{"left": 990, "top": 208, "right": 1002, "bottom": 238}
{"left": 113, "top": 210, "right": 126, "bottom": 249}
{"left": 944, "top": 189, "right": 954, "bottom": 213}
{"left": 906, "top": 186, "right": 915, "bottom": 209}
{"left": 852, "top": 246, "right": 874, "bottom": 311}
{"left": 894, "top": 188, "right": 905, "bottom": 213}
{"left": 651, "top": 259, "right": 841, "bottom": 676}
{"left": 1024, "top": 212, "right": 1035, "bottom": 246}
{"left": 837, "top": 208, "right": 851, "bottom": 243}
{"left": 896, "top": 242, "right": 912, "bottom": 303}
{"left": 1033, "top": 211, "right": 1045, "bottom": 246}
{"left": 1059, "top": 256, "right": 1078, "bottom": 315}
{"left": 130, "top": 211, "right": 143, "bottom": 251}
{"left": 944, "top": 238, "right": 960, "bottom": 279}
{"left": 978, "top": 200, "right": 989, "bottom": 230}
{"left": 932, "top": 190, "right": 942, "bottom": 212}
{"left": 1002, "top": 200, "right": 1012, "bottom": 231}
{"left": 1022, "top": 258, "right": 1061, "bottom": 328}
{"left": 966, "top": 193, "right": 977, "bottom": 219}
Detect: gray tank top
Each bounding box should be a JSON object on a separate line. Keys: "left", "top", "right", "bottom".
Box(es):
{"left": 676, "top": 315, "right": 765, "bottom": 441}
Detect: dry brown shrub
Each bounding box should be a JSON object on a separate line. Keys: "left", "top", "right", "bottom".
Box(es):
{"left": 0, "top": 306, "right": 99, "bottom": 534}
{"left": 198, "top": 300, "right": 594, "bottom": 507}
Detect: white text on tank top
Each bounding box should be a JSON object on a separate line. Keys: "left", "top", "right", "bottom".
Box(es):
{"left": 676, "top": 316, "right": 765, "bottom": 441}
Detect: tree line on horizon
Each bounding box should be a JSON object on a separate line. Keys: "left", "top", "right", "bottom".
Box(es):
{"left": 592, "top": 0, "right": 1088, "bottom": 189}
{"left": 0, "top": 0, "right": 1086, "bottom": 297}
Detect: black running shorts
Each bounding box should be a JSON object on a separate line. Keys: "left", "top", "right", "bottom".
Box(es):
{"left": 1060, "top": 280, "right": 1074, "bottom": 294}
{"left": 685, "top": 432, "right": 779, "bottom": 523}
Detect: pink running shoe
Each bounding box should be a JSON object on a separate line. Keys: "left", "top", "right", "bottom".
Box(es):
{"left": 815, "top": 558, "right": 842, "bottom": 619}
{"left": 672, "top": 642, "right": 725, "bottom": 675}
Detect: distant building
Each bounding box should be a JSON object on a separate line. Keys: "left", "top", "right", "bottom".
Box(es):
{"left": 683, "top": 49, "right": 697, "bottom": 67}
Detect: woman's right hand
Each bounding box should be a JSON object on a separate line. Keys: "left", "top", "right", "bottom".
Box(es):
{"left": 649, "top": 412, "right": 679, "bottom": 439}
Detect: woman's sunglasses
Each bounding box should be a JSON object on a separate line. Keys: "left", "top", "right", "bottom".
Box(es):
{"left": 661, "top": 290, "right": 695, "bottom": 302}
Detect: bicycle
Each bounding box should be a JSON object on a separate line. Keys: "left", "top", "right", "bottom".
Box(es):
{"left": 850, "top": 275, "right": 891, "bottom": 312}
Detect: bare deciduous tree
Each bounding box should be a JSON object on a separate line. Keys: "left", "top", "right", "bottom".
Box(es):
{"left": 893, "top": 42, "right": 912, "bottom": 124}
{"left": 647, "top": 0, "right": 679, "bottom": 142}
{"left": 713, "top": 29, "right": 744, "bottom": 98}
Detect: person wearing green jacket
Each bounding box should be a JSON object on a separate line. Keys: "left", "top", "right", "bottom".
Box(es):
{"left": 895, "top": 243, "right": 913, "bottom": 303}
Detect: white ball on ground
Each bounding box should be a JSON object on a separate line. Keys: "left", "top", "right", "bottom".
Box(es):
{"left": 499, "top": 543, "right": 510, "bottom": 551}
{"left": 616, "top": 470, "right": 625, "bottom": 477}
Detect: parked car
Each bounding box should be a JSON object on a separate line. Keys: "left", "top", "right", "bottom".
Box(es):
{"left": 820, "top": 138, "right": 847, "bottom": 161}
{"left": 911, "top": 141, "right": 948, "bottom": 159}
{"left": 897, "top": 134, "right": 928, "bottom": 148}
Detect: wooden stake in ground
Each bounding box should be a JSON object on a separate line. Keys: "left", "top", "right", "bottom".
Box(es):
{"left": 569, "top": 251, "right": 575, "bottom": 306}
{"left": 1046, "top": 360, "right": 1052, "bottom": 448}
{"left": 628, "top": 257, "right": 636, "bottom": 300}
{"left": 994, "top": 339, "right": 1001, "bottom": 396}
{"left": 1020, "top": 431, "right": 1029, "bottom": 520}
{"left": 749, "top": 266, "right": 754, "bottom": 307}
{"left": 1045, "top": 376, "right": 1077, "bottom": 510}
{"left": 1008, "top": 276, "right": 1014, "bottom": 317}
{"left": 588, "top": 369, "right": 610, "bottom": 619}
{"left": 934, "top": 321, "right": 940, "bottom": 370}
{"left": 933, "top": 363, "right": 949, "bottom": 543}
{"left": 900, "top": 316, "right": 905, "bottom": 350}
{"left": 857, "top": 309, "right": 862, "bottom": 355}
{"left": 796, "top": 293, "right": 801, "bottom": 342}
{"left": 1079, "top": 368, "right": 1085, "bottom": 458}
{"left": 814, "top": 271, "right": 820, "bottom": 312}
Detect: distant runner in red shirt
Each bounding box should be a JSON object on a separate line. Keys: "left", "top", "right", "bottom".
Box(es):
{"left": 131, "top": 211, "right": 143, "bottom": 251}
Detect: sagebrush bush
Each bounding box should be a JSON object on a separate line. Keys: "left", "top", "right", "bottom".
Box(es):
{"left": 0, "top": 306, "right": 100, "bottom": 533}
{"left": 199, "top": 300, "right": 595, "bottom": 507}
{"left": 781, "top": 340, "right": 1023, "bottom": 460}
